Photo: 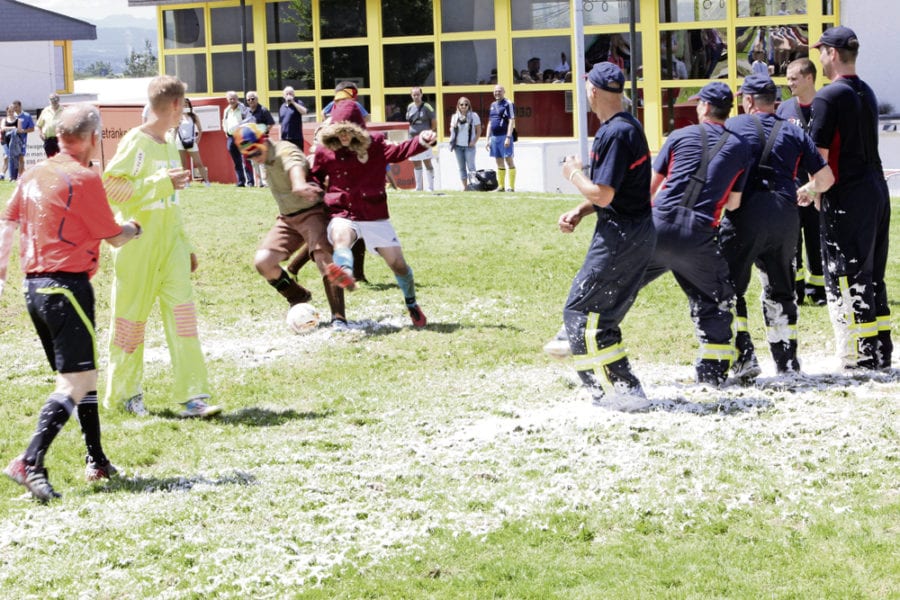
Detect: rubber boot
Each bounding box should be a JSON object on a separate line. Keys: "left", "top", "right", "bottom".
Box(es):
{"left": 877, "top": 330, "right": 893, "bottom": 369}
{"left": 770, "top": 339, "right": 800, "bottom": 374}
{"left": 604, "top": 356, "right": 645, "bottom": 398}
{"left": 696, "top": 359, "right": 730, "bottom": 387}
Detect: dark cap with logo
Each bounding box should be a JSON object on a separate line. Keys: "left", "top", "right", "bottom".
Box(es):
{"left": 690, "top": 81, "right": 733, "bottom": 109}
{"left": 812, "top": 26, "right": 860, "bottom": 50}
{"left": 583, "top": 62, "right": 625, "bottom": 94}
{"left": 739, "top": 74, "right": 777, "bottom": 96}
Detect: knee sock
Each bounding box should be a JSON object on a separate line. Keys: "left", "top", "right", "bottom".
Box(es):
{"left": 413, "top": 168, "right": 423, "bottom": 191}
{"left": 267, "top": 268, "right": 311, "bottom": 305}
{"left": 507, "top": 168, "right": 517, "bottom": 190}
{"left": 24, "top": 393, "right": 75, "bottom": 467}
{"left": 322, "top": 275, "right": 346, "bottom": 322}
{"left": 395, "top": 266, "right": 416, "bottom": 306}
{"left": 425, "top": 169, "right": 434, "bottom": 192}
{"left": 76, "top": 391, "right": 107, "bottom": 464}
{"left": 497, "top": 168, "right": 506, "bottom": 190}
{"left": 333, "top": 247, "right": 354, "bottom": 273}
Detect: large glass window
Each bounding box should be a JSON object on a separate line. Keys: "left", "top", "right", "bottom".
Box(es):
{"left": 585, "top": 33, "right": 639, "bottom": 79}
{"left": 583, "top": 0, "right": 639, "bottom": 25}
{"left": 653, "top": 28, "right": 728, "bottom": 79}
{"left": 441, "top": 0, "right": 494, "bottom": 32}
{"left": 383, "top": 43, "right": 435, "bottom": 87}
{"left": 211, "top": 52, "right": 256, "bottom": 92}
{"left": 511, "top": 0, "right": 569, "bottom": 30}
{"left": 163, "top": 8, "right": 206, "bottom": 50}
{"left": 266, "top": 0, "right": 313, "bottom": 42}
{"left": 658, "top": 0, "right": 726, "bottom": 23}
{"left": 268, "top": 49, "right": 315, "bottom": 91}
{"left": 210, "top": 5, "right": 253, "bottom": 45}
{"left": 734, "top": 24, "right": 809, "bottom": 77}
{"left": 320, "top": 0, "right": 367, "bottom": 39}
{"left": 165, "top": 54, "right": 208, "bottom": 94}
{"left": 512, "top": 36, "right": 571, "bottom": 83}
{"left": 737, "top": 0, "right": 808, "bottom": 18}
{"left": 381, "top": 0, "right": 433, "bottom": 37}
{"left": 320, "top": 46, "right": 370, "bottom": 89}
{"left": 441, "top": 40, "right": 497, "bottom": 85}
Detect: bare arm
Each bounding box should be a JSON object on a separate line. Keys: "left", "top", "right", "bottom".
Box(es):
{"left": 104, "top": 220, "right": 141, "bottom": 248}
{"left": 558, "top": 200, "right": 594, "bottom": 233}
{"left": 0, "top": 219, "right": 17, "bottom": 295}
{"left": 562, "top": 156, "right": 615, "bottom": 208}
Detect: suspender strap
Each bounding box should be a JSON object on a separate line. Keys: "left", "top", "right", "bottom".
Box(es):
{"left": 681, "top": 124, "right": 731, "bottom": 210}
{"left": 794, "top": 101, "right": 808, "bottom": 131}
{"left": 753, "top": 115, "right": 784, "bottom": 190}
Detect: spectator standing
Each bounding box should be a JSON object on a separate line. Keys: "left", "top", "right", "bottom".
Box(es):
{"left": 448, "top": 96, "right": 482, "bottom": 190}
{"left": 556, "top": 62, "right": 655, "bottom": 403}
{"left": 103, "top": 75, "right": 221, "bottom": 418}
{"left": 246, "top": 91, "right": 275, "bottom": 187}
{"left": 278, "top": 86, "right": 308, "bottom": 151}
{"left": 809, "top": 27, "right": 892, "bottom": 369}
{"left": 222, "top": 90, "right": 253, "bottom": 187}
{"left": 0, "top": 104, "right": 141, "bottom": 501}
{"left": 13, "top": 100, "right": 34, "bottom": 177}
{"left": 721, "top": 74, "right": 833, "bottom": 378}
{"left": 36, "top": 93, "right": 62, "bottom": 157}
{"left": 639, "top": 82, "right": 752, "bottom": 386}
{"left": 485, "top": 84, "right": 516, "bottom": 192}
{"left": 2, "top": 105, "right": 21, "bottom": 180}
{"left": 778, "top": 57, "right": 825, "bottom": 305}
{"left": 554, "top": 52, "right": 570, "bottom": 75}
{"left": 176, "top": 98, "right": 209, "bottom": 186}
{"left": 406, "top": 87, "right": 437, "bottom": 191}
{"left": 322, "top": 82, "right": 370, "bottom": 122}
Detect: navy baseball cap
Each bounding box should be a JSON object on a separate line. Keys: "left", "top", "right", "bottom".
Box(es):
{"left": 812, "top": 26, "right": 859, "bottom": 50}
{"left": 739, "top": 74, "right": 777, "bottom": 96}
{"left": 690, "top": 82, "right": 733, "bottom": 109}
{"left": 584, "top": 62, "right": 625, "bottom": 93}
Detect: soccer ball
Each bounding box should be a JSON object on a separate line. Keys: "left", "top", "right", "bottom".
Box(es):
{"left": 286, "top": 303, "right": 320, "bottom": 334}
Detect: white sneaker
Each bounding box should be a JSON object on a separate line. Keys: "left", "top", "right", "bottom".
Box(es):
{"left": 543, "top": 325, "right": 571, "bottom": 359}
{"left": 180, "top": 395, "right": 222, "bottom": 418}
{"left": 124, "top": 394, "right": 148, "bottom": 417}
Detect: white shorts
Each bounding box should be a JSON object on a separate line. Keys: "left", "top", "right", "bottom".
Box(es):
{"left": 410, "top": 147, "right": 433, "bottom": 162}
{"left": 327, "top": 217, "right": 401, "bottom": 254}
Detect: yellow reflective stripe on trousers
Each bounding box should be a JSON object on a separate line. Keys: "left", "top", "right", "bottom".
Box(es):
{"left": 573, "top": 311, "right": 627, "bottom": 394}
{"left": 857, "top": 320, "right": 878, "bottom": 339}
{"left": 572, "top": 343, "right": 627, "bottom": 371}
{"left": 36, "top": 286, "right": 97, "bottom": 366}
{"left": 807, "top": 273, "right": 825, "bottom": 286}
{"left": 877, "top": 314, "right": 892, "bottom": 332}
{"left": 698, "top": 343, "right": 735, "bottom": 363}
{"left": 734, "top": 315, "right": 749, "bottom": 334}
{"left": 795, "top": 267, "right": 806, "bottom": 282}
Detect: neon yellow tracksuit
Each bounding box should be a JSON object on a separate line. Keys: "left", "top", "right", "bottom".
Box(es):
{"left": 103, "top": 128, "right": 209, "bottom": 407}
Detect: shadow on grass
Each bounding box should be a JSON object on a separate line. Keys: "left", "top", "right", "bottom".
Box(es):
{"left": 94, "top": 470, "right": 257, "bottom": 495}
{"left": 752, "top": 368, "right": 900, "bottom": 391}
{"left": 155, "top": 406, "right": 333, "bottom": 426}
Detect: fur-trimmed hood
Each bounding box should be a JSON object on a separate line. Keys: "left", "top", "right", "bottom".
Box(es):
{"left": 316, "top": 119, "right": 371, "bottom": 163}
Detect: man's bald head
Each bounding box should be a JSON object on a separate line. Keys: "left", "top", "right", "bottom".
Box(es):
{"left": 56, "top": 104, "right": 101, "bottom": 141}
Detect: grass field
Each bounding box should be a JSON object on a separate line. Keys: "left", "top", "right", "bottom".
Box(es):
{"left": 0, "top": 183, "right": 897, "bottom": 599}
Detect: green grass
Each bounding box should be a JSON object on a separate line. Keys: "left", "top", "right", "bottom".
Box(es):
{"left": 0, "top": 183, "right": 897, "bottom": 599}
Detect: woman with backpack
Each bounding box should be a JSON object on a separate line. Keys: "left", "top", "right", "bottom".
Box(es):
{"left": 176, "top": 98, "right": 209, "bottom": 186}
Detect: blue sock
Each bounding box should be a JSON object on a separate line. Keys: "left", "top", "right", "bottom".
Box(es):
{"left": 395, "top": 266, "right": 416, "bottom": 306}
{"left": 333, "top": 247, "right": 354, "bottom": 272}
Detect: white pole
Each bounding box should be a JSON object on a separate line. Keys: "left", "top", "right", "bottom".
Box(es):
{"left": 572, "top": 1, "right": 589, "bottom": 164}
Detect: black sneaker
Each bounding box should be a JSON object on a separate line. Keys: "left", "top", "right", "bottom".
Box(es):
{"left": 5, "top": 457, "right": 61, "bottom": 502}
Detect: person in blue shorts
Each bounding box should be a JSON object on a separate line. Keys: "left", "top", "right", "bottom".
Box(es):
{"left": 721, "top": 74, "right": 834, "bottom": 378}
{"left": 556, "top": 62, "right": 656, "bottom": 403}
{"left": 485, "top": 84, "right": 516, "bottom": 192}
{"left": 809, "top": 27, "right": 892, "bottom": 370}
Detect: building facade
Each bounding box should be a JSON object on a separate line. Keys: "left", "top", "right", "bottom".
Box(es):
{"left": 132, "top": 0, "right": 849, "bottom": 151}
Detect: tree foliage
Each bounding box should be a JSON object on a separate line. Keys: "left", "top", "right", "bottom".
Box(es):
{"left": 123, "top": 39, "right": 158, "bottom": 78}
{"left": 76, "top": 60, "right": 114, "bottom": 78}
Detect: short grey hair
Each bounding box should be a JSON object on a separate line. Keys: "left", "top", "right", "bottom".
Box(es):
{"left": 56, "top": 103, "right": 101, "bottom": 139}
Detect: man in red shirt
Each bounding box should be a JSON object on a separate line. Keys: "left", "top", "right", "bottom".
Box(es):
{"left": 0, "top": 103, "right": 141, "bottom": 502}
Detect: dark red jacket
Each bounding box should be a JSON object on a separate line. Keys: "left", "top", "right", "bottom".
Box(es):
{"left": 311, "top": 126, "right": 426, "bottom": 221}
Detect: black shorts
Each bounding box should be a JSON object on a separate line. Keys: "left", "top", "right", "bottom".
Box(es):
{"left": 25, "top": 273, "right": 97, "bottom": 373}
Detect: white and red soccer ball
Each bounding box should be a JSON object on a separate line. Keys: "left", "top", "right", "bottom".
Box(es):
{"left": 286, "top": 303, "right": 320, "bottom": 334}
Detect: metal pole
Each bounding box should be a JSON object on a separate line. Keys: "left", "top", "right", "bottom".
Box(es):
{"left": 628, "top": 0, "right": 638, "bottom": 116}
{"left": 573, "top": 1, "right": 588, "bottom": 164}
{"left": 240, "top": 0, "right": 248, "bottom": 95}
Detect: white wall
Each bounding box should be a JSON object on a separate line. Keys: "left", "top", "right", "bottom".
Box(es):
{"left": 842, "top": 0, "right": 900, "bottom": 114}
{"left": 0, "top": 41, "right": 58, "bottom": 112}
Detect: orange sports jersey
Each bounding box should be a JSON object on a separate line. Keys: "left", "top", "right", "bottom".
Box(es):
{"left": 3, "top": 154, "right": 122, "bottom": 277}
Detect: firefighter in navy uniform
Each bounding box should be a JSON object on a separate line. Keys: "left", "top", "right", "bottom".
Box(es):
{"left": 557, "top": 62, "right": 656, "bottom": 403}
{"left": 639, "top": 82, "right": 752, "bottom": 386}
{"left": 778, "top": 57, "right": 827, "bottom": 305}
{"left": 721, "top": 74, "right": 834, "bottom": 379}
{"left": 809, "top": 27, "right": 892, "bottom": 370}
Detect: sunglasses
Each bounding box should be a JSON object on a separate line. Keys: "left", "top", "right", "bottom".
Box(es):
{"left": 458, "top": 103, "right": 469, "bottom": 107}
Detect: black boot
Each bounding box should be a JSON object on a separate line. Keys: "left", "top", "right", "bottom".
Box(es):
{"left": 770, "top": 339, "right": 800, "bottom": 374}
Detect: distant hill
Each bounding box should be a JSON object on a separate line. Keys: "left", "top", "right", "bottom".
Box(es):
{"left": 73, "top": 15, "right": 158, "bottom": 75}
